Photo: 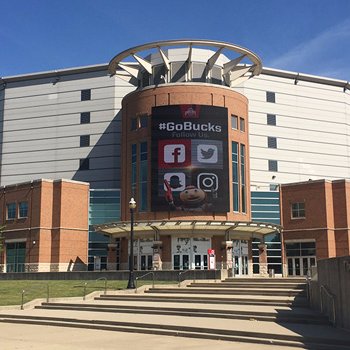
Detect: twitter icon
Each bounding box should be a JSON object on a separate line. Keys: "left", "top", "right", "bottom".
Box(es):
{"left": 197, "top": 144, "right": 218, "bottom": 163}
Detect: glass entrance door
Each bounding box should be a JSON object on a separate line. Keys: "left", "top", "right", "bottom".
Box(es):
{"left": 232, "top": 240, "right": 249, "bottom": 276}
{"left": 194, "top": 254, "right": 208, "bottom": 270}
{"left": 287, "top": 257, "right": 316, "bottom": 276}
{"left": 173, "top": 254, "right": 190, "bottom": 270}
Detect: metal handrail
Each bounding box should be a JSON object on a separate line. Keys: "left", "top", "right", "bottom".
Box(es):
{"left": 20, "top": 283, "right": 50, "bottom": 310}
{"left": 178, "top": 269, "right": 194, "bottom": 287}
{"left": 95, "top": 277, "right": 108, "bottom": 295}
{"left": 320, "top": 284, "right": 336, "bottom": 325}
{"left": 135, "top": 271, "right": 155, "bottom": 293}
{"left": 74, "top": 277, "right": 108, "bottom": 300}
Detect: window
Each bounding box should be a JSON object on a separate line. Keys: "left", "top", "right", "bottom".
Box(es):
{"left": 291, "top": 202, "right": 305, "bottom": 218}
{"left": 153, "top": 65, "right": 166, "bottom": 85}
{"left": 266, "top": 91, "right": 275, "bottom": 103}
{"left": 171, "top": 62, "right": 186, "bottom": 82}
{"left": 232, "top": 142, "right": 239, "bottom": 212}
{"left": 6, "top": 203, "right": 16, "bottom": 220}
{"left": 231, "top": 115, "right": 238, "bottom": 129}
{"left": 81, "top": 89, "right": 91, "bottom": 101}
{"left": 18, "top": 201, "right": 28, "bottom": 218}
{"left": 79, "top": 158, "right": 90, "bottom": 170}
{"left": 286, "top": 241, "right": 315, "bottom": 256}
{"left": 139, "top": 115, "right": 148, "bottom": 128}
{"left": 267, "top": 114, "right": 276, "bottom": 126}
{"left": 131, "top": 118, "right": 137, "bottom": 131}
{"left": 131, "top": 144, "right": 137, "bottom": 196}
{"left": 268, "top": 137, "right": 277, "bottom": 149}
{"left": 268, "top": 160, "right": 278, "bottom": 172}
{"left": 139, "top": 142, "right": 148, "bottom": 211}
{"left": 211, "top": 66, "right": 222, "bottom": 85}
{"left": 80, "top": 135, "right": 90, "bottom": 147}
{"left": 240, "top": 144, "right": 246, "bottom": 213}
{"left": 270, "top": 184, "right": 279, "bottom": 191}
{"left": 80, "top": 112, "right": 90, "bottom": 124}
{"left": 239, "top": 117, "right": 245, "bottom": 132}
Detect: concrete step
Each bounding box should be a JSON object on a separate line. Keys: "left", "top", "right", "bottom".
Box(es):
{"left": 145, "top": 287, "right": 306, "bottom": 297}
{"left": 35, "top": 302, "right": 329, "bottom": 325}
{"left": 189, "top": 282, "right": 306, "bottom": 289}
{"left": 1, "top": 311, "right": 350, "bottom": 350}
{"left": 95, "top": 294, "right": 309, "bottom": 307}
{"left": 224, "top": 278, "right": 307, "bottom": 283}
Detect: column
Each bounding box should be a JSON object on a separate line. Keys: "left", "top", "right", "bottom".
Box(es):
{"left": 258, "top": 243, "right": 268, "bottom": 277}
{"left": 152, "top": 240, "right": 163, "bottom": 270}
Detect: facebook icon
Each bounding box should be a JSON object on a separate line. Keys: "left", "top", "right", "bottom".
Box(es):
{"left": 164, "top": 144, "right": 186, "bottom": 164}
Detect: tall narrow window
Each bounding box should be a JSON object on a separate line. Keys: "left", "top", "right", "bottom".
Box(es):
{"left": 81, "top": 89, "right": 91, "bottom": 101}
{"left": 131, "top": 144, "right": 137, "bottom": 196}
{"left": 231, "top": 115, "right": 238, "bottom": 129}
{"left": 267, "top": 137, "right": 277, "bottom": 149}
{"left": 240, "top": 144, "right": 246, "bottom": 213}
{"left": 139, "top": 115, "right": 148, "bottom": 128}
{"left": 79, "top": 158, "right": 90, "bottom": 170}
{"left": 232, "top": 142, "right": 239, "bottom": 212}
{"left": 80, "top": 112, "right": 90, "bottom": 124}
{"left": 131, "top": 118, "right": 137, "bottom": 131}
{"left": 266, "top": 91, "right": 275, "bottom": 103}
{"left": 139, "top": 142, "right": 148, "bottom": 211}
{"left": 267, "top": 114, "right": 276, "bottom": 126}
{"left": 80, "top": 135, "right": 90, "bottom": 147}
{"left": 239, "top": 117, "right": 245, "bottom": 132}
{"left": 18, "top": 201, "right": 28, "bottom": 218}
{"left": 6, "top": 203, "right": 16, "bottom": 220}
{"left": 268, "top": 160, "right": 278, "bottom": 172}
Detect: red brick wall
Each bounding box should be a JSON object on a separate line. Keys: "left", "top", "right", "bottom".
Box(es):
{"left": 281, "top": 179, "right": 350, "bottom": 259}
{"left": 0, "top": 179, "right": 89, "bottom": 270}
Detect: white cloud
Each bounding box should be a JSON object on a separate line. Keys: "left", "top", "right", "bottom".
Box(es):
{"left": 268, "top": 19, "right": 350, "bottom": 79}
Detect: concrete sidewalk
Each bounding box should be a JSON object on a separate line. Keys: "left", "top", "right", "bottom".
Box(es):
{"left": 0, "top": 323, "right": 310, "bottom": 350}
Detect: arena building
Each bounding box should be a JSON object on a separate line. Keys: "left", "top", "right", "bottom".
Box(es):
{"left": 0, "top": 40, "right": 349, "bottom": 276}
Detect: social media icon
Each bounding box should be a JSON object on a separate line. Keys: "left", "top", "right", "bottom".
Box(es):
{"left": 197, "top": 144, "right": 218, "bottom": 163}
{"left": 164, "top": 172, "right": 186, "bottom": 191}
{"left": 197, "top": 173, "right": 218, "bottom": 192}
{"left": 164, "top": 144, "right": 186, "bottom": 164}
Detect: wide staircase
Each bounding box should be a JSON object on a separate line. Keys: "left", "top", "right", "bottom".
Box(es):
{"left": 1, "top": 277, "right": 350, "bottom": 349}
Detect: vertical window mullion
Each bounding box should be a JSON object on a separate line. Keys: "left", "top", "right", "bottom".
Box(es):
{"left": 232, "top": 142, "right": 239, "bottom": 212}
{"left": 240, "top": 144, "right": 246, "bottom": 213}
{"left": 139, "top": 142, "right": 148, "bottom": 211}
{"left": 131, "top": 144, "right": 137, "bottom": 197}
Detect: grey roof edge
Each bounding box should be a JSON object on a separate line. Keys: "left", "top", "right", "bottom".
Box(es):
{"left": 262, "top": 66, "right": 350, "bottom": 90}
{"left": 0, "top": 63, "right": 110, "bottom": 84}
{"left": 1, "top": 62, "right": 349, "bottom": 91}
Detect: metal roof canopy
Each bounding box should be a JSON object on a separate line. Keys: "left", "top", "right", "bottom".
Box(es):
{"left": 95, "top": 220, "right": 280, "bottom": 241}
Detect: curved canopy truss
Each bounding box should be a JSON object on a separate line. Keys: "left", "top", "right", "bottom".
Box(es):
{"left": 108, "top": 39, "right": 262, "bottom": 88}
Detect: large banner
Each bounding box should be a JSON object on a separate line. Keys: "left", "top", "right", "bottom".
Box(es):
{"left": 151, "top": 104, "right": 229, "bottom": 212}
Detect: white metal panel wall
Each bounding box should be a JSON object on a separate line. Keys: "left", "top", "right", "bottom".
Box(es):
{"left": 0, "top": 70, "right": 135, "bottom": 189}
{"left": 235, "top": 72, "right": 350, "bottom": 190}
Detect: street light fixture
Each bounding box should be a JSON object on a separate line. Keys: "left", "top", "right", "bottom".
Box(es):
{"left": 127, "top": 197, "right": 136, "bottom": 289}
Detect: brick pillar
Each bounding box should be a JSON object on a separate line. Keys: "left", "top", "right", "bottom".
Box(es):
{"left": 258, "top": 243, "right": 268, "bottom": 277}
{"left": 152, "top": 240, "right": 163, "bottom": 270}
{"left": 107, "top": 243, "right": 118, "bottom": 270}
{"left": 222, "top": 241, "right": 233, "bottom": 271}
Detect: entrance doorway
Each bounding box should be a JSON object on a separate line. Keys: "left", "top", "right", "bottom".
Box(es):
{"left": 173, "top": 254, "right": 189, "bottom": 270}
{"left": 172, "top": 237, "right": 211, "bottom": 270}
{"left": 6, "top": 242, "right": 26, "bottom": 272}
{"left": 287, "top": 256, "right": 316, "bottom": 276}
{"left": 285, "top": 241, "right": 316, "bottom": 276}
{"left": 232, "top": 240, "right": 249, "bottom": 276}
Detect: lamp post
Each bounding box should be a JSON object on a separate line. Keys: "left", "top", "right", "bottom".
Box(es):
{"left": 127, "top": 197, "right": 136, "bottom": 289}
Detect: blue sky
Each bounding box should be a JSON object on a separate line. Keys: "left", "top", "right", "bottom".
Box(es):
{"left": 1, "top": 0, "right": 350, "bottom": 80}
